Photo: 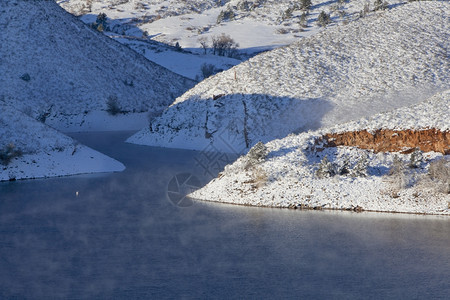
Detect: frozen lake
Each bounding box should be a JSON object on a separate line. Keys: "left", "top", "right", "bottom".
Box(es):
{"left": 0, "top": 131, "right": 449, "bottom": 298}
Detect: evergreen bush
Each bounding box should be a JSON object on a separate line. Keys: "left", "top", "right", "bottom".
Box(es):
{"left": 0, "top": 144, "right": 23, "bottom": 166}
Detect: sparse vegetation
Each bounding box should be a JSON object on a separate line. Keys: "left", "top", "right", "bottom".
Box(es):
{"left": 237, "top": 0, "right": 253, "bottom": 11}
{"left": 338, "top": 157, "right": 351, "bottom": 175}
{"left": 299, "top": 12, "right": 308, "bottom": 28}
{"left": 374, "top": 0, "right": 388, "bottom": 11}
{"left": 315, "top": 153, "right": 370, "bottom": 179}
{"left": 298, "top": 0, "right": 312, "bottom": 10}
{"left": 217, "top": 7, "right": 235, "bottom": 24}
{"left": 277, "top": 28, "right": 290, "bottom": 34}
{"left": 37, "top": 106, "right": 53, "bottom": 123}
{"left": 250, "top": 166, "right": 269, "bottom": 188}
{"left": 96, "top": 12, "right": 107, "bottom": 25}
{"left": 351, "top": 154, "right": 368, "bottom": 177}
{"left": 245, "top": 141, "right": 268, "bottom": 170}
{"left": 0, "top": 143, "right": 23, "bottom": 166}
{"left": 198, "top": 36, "right": 209, "bottom": 54}
{"left": 386, "top": 155, "right": 407, "bottom": 196}
{"left": 316, "top": 155, "right": 336, "bottom": 178}
{"left": 281, "top": 7, "right": 294, "bottom": 22}
{"left": 106, "top": 95, "right": 121, "bottom": 115}
{"left": 409, "top": 148, "right": 423, "bottom": 168}
{"left": 360, "top": 3, "right": 370, "bottom": 18}
{"left": 200, "top": 63, "right": 217, "bottom": 79}
{"left": 211, "top": 33, "right": 239, "bottom": 57}
{"left": 174, "top": 41, "right": 182, "bottom": 51}
{"left": 428, "top": 158, "right": 450, "bottom": 194}
{"left": 317, "top": 11, "right": 331, "bottom": 27}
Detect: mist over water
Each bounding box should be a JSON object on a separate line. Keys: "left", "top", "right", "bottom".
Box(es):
{"left": 0, "top": 131, "right": 449, "bottom": 298}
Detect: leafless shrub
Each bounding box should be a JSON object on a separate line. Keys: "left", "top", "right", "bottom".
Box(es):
{"left": 277, "top": 28, "right": 290, "bottom": 34}
{"left": 198, "top": 36, "right": 209, "bottom": 54}
{"left": 385, "top": 155, "right": 408, "bottom": 197}
{"left": 428, "top": 158, "right": 450, "bottom": 194}
{"left": 253, "top": 167, "right": 268, "bottom": 188}
{"left": 200, "top": 63, "right": 216, "bottom": 79}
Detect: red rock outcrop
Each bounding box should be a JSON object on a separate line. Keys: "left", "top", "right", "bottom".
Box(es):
{"left": 321, "top": 129, "right": 449, "bottom": 154}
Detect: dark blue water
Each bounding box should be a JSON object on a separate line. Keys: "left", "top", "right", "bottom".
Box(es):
{"left": 0, "top": 131, "right": 449, "bottom": 299}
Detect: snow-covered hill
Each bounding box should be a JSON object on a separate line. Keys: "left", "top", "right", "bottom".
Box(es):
{"left": 128, "top": 2, "right": 449, "bottom": 151}
{"left": 0, "top": 0, "right": 195, "bottom": 132}
{"left": 190, "top": 90, "right": 450, "bottom": 215}
{"left": 58, "top": 0, "right": 405, "bottom": 79}
{"left": 0, "top": 103, "right": 124, "bottom": 182}
{"left": 59, "top": 0, "right": 405, "bottom": 52}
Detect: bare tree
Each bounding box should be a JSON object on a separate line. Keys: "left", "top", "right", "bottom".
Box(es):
{"left": 211, "top": 33, "right": 239, "bottom": 57}
{"left": 198, "top": 36, "right": 209, "bottom": 54}
{"left": 86, "top": 0, "right": 93, "bottom": 12}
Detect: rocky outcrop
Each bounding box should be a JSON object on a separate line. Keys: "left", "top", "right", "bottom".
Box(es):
{"left": 322, "top": 129, "right": 450, "bottom": 154}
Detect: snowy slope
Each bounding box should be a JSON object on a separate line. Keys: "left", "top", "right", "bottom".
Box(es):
{"left": 59, "top": 0, "right": 405, "bottom": 52}
{"left": 0, "top": 0, "right": 195, "bottom": 132}
{"left": 58, "top": 0, "right": 406, "bottom": 79}
{"left": 109, "top": 36, "right": 242, "bottom": 80}
{"left": 128, "top": 2, "right": 449, "bottom": 151}
{"left": 329, "top": 90, "right": 450, "bottom": 134}
{"left": 0, "top": 103, "right": 124, "bottom": 182}
{"left": 190, "top": 90, "right": 450, "bottom": 215}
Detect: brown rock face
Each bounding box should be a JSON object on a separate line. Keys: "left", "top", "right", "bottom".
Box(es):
{"left": 322, "top": 129, "right": 450, "bottom": 154}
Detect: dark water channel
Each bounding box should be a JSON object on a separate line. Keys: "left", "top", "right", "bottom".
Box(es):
{"left": 0, "top": 131, "right": 449, "bottom": 299}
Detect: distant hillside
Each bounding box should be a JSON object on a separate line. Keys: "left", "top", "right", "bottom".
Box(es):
{"left": 58, "top": 0, "right": 405, "bottom": 79}
{"left": 190, "top": 90, "right": 450, "bottom": 215}
{"left": 0, "top": 0, "right": 195, "bottom": 131}
{"left": 128, "top": 2, "right": 449, "bottom": 151}
{"left": 58, "top": 0, "right": 406, "bottom": 52}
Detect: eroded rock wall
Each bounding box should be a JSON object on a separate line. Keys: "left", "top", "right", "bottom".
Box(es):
{"left": 322, "top": 129, "right": 450, "bottom": 154}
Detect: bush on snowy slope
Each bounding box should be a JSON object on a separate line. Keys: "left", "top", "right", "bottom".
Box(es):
{"left": 0, "top": 144, "right": 23, "bottom": 166}
{"left": 317, "top": 11, "right": 331, "bottom": 27}
{"left": 427, "top": 158, "right": 450, "bottom": 194}
{"left": 245, "top": 141, "right": 268, "bottom": 170}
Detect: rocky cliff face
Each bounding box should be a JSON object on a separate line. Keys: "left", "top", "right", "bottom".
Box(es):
{"left": 322, "top": 129, "right": 449, "bottom": 154}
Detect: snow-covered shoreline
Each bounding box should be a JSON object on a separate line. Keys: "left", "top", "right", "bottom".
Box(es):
{"left": 189, "top": 91, "right": 450, "bottom": 216}
{"left": 0, "top": 103, "right": 125, "bottom": 182}
{"left": 0, "top": 146, "right": 125, "bottom": 182}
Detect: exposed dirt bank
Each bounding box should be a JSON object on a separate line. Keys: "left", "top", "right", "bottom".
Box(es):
{"left": 321, "top": 129, "right": 449, "bottom": 154}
